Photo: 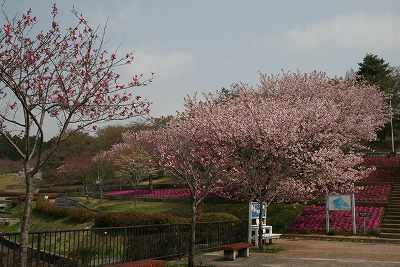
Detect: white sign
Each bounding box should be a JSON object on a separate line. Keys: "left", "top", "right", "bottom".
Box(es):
{"left": 325, "top": 194, "right": 356, "bottom": 234}
{"left": 250, "top": 202, "right": 266, "bottom": 219}
{"left": 327, "top": 195, "right": 352, "bottom": 211}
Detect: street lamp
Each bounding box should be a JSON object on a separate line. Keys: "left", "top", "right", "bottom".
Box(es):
{"left": 390, "top": 99, "right": 395, "bottom": 154}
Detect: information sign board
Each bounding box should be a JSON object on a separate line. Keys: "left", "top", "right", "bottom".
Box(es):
{"left": 359, "top": 211, "right": 371, "bottom": 217}
{"left": 327, "top": 195, "right": 352, "bottom": 211}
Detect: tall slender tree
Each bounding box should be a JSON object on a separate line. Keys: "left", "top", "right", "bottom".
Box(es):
{"left": 0, "top": 4, "right": 153, "bottom": 265}
{"left": 113, "top": 100, "right": 229, "bottom": 267}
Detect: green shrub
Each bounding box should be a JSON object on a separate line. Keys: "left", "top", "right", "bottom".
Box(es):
{"left": 35, "top": 200, "right": 94, "bottom": 222}
{"left": 197, "top": 212, "right": 239, "bottom": 222}
{"left": 327, "top": 229, "right": 338, "bottom": 236}
{"left": 38, "top": 187, "right": 78, "bottom": 194}
{"left": 93, "top": 212, "right": 184, "bottom": 228}
{"left": 0, "top": 191, "right": 25, "bottom": 197}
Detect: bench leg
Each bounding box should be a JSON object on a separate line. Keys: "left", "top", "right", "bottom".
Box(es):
{"left": 238, "top": 247, "right": 249, "bottom": 257}
{"left": 223, "top": 250, "right": 236, "bottom": 261}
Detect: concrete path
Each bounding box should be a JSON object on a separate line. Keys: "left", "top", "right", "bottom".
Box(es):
{"left": 171, "top": 238, "right": 400, "bottom": 267}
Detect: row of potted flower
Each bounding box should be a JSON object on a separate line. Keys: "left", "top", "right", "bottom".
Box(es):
{"left": 108, "top": 183, "right": 392, "bottom": 202}
{"left": 358, "top": 168, "right": 396, "bottom": 183}
{"left": 287, "top": 205, "right": 384, "bottom": 232}
{"left": 355, "top": 184, "right": 392, "bottom": 202}
{"left": 107, "top": 188, "right": 193, "bottom": 198}
{"left": 363, "top": 157, "right": 399, "bottom": 167}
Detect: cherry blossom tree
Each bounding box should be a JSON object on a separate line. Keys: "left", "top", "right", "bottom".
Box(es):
{"left": 56, "top": 153, "right": 94, "bottom": 199}
{"left": 112, "top": 151, "right": 160, "bottom": 205}
{"left": 0, "top": 4, "right": 153, "bottom": 265}
{"left": 93, "top": 150, "right": 114, "bottom": 203}
{"left": 205, "top": 71, "right": 391, "bottom": 248}
{"left": 113, "top": 107, "right": 228, "bottom": 267}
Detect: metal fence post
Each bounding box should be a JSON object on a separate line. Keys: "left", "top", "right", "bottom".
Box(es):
{"left": 36, "top": 234, "right": 41, "bottom": 267}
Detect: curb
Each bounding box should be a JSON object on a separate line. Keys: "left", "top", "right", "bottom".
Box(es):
{"left": 282, "top": 234, "right": 400, "bottom": 244}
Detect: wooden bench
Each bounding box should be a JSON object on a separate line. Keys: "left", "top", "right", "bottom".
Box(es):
{"left": 219, "top": 242, "right": 253, "bottom": 261}
{"left": 109, "top": 259, "right": 168, "bottom": 267}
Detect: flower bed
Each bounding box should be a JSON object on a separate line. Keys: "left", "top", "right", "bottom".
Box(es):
{"left": 107, "top": 188, "right": 192, "bottom": 198}
{"left": 358, "top": 168, "right": 396, "bottom": 183}
{"left": 107, "top": 188, "right": 226, "bottom": 199}
{"left": 287, "top": 205, "right": 384, "bottom": 232}
{"left": 363, "top": 157, "right": 399, "bottom": 167}
{"left": 355, "top": 185, "right": 392, "bottom": 202}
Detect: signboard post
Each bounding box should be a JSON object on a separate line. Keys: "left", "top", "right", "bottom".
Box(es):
{"left": 248, "top": 202, "right": 266, "bottom": 242}
{"left": 359, "top": 211, "right": 371, "bottom": 234}
{"left": 326, "top": 194, "right": 356, "bottom": 234}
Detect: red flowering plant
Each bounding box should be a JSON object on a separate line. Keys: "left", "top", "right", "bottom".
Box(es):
{"left": 363, "top": 157, "right": 399, "bottom": 167}
{"left": 355, "top": 185, "right": 391, "bottom": 202}
{"left": 287, "top": 205, "right": 384, "bottom": 233}
{"left": 358, "top": 168, "right": 396, "bottom": 183}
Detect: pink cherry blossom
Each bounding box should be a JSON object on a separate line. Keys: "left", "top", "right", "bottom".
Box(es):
{"left": 0, "top": 4, "right": 155, "bottom": 265}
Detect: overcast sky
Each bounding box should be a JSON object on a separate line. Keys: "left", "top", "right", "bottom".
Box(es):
{"left": 4, "top": 0, "right": 400, "bottom": 128}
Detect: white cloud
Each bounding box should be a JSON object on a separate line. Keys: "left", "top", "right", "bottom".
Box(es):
{"left": 258, "top": 12, "right": 400, "bottom": 56}
{"left": 125, "top": 50, "right": 195, "bottom": 82}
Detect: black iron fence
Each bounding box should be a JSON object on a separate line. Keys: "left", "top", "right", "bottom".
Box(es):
{"left": 0, "top": 220, "right": 248, "bottom": 266}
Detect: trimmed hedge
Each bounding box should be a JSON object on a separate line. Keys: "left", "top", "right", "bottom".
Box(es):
{"left": 34, "top": 201, "right": 240, "bottom": 227}
{"left": 93, "top": 212, "right": 185, "bottom": 227}
{"left": 35, "top": 200, "right": 96, "bottom": 223}
{"left": 38, "top": 187, "right": 78, "bottom": 194}
{"left": 197, "top": 212, "right": 239, "bottom": 222}
{"left": 0, "top": 191, "right": 25, "bottom": 197}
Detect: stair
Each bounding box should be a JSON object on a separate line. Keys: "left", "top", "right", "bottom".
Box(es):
{"left": 380, "top": 169, "right": 400, "bottom": 239}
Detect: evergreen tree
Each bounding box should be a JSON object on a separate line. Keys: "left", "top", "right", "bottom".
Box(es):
{"left": 357, "top": 54, "right": 398, "bottom": 142}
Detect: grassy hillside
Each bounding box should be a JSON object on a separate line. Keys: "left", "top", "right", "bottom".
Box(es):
{"left": 2, "top": 196, "right": 305, "bottom": 234}
{"left": 0, "top": 173, "right": 23, "bottom": 191}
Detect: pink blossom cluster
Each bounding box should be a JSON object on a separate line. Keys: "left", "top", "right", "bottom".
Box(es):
{"left": 363, "top": 157, "right": 399, "bottom": 167}
{"left": 359, "top": 168, "right": 395, "bottom": 183}
{"left": 355, "top": 185, "right": 392, "bottom": 202}
{"left": 287, "top": 205, "right": 384, "bottom": 232}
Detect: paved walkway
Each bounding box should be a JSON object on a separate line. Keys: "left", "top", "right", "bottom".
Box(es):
{"left": 170, "top": 238, "right": 400, "bottom": 267}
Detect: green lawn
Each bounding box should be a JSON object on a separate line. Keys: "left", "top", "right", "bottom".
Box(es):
{"left": 0, "top": 173, "right": 23, "bottom": 191}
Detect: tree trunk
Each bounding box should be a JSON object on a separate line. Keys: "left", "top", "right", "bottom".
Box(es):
{"left": 19, "top": 172, "right": 34, "bottom": 266}
{"left": 258, "top": 201, "right": 264, "bottom": 251}
{"left": 148, "top": 175, "right": 153, "bottom": 193}
{"left": 84, "top": 183, "right": 89, "bottom": 199}
{"left": 188, "top": 199, "right": 197, "bottom": 267}
{"left": 99, "top": 185, "right": 103, "bottom": 203}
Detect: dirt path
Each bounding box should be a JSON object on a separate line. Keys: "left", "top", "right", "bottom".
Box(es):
{"left": 171, "top": 238, "right": 400, "bottom": 267}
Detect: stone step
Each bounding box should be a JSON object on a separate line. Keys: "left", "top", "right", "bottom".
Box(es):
{"left": 381, "top": 223, "right": 400, "bottom": 229}
{"left": 383, "top": 222, "right": 400, "bottom": 226}
{"left": 386, "top": 208, "right": 400, "bottom": 211}
{"left": 380, "top": 228, "right": 400, "bottom": 234}
{"left": 384, "top": 216, "right": 400, "bottom": 221}
{"left": 379, "top": 233, "right": 400, "bottom": 239}
{"left": 386, "top": 205, "right": 400, "bottom": 209}
{"left": 385, "top": 214, "right": 400, "bottom": 218}
{"left": 383, "top": 221, "right": 400, "bottom": 225}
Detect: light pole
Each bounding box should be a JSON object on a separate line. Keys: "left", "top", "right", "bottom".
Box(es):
{"left": 390, "top": 99, "right": 395, "bottom": 154}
